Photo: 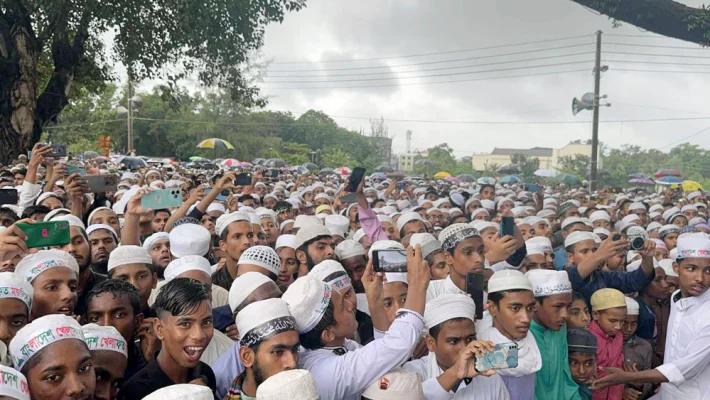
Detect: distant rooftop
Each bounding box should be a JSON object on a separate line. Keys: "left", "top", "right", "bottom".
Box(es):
{"left": 490, "top": 147, "right": 554, "bottom": 157}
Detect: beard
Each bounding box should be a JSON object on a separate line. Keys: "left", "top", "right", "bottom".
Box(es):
{"left": 253, "top": 356, "right": 268, "bottom": 386}
{"left": 91, "top": 260, "right": 108, "bottom": 275}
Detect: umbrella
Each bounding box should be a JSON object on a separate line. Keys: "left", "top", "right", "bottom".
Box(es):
{"left": 444, "top": 177, "right": 462, "bottom": 184}
{"left": 499, "top": 175, "right": 521, "bottom": 184}
{"left": 415, "top": 160, "right": 437, "bottom": 168}
{"left": 656, "top": 176, "right": 683, "bottom": 185}
{"left": 96, "top": 156, "right": 110, "bottom": 162}
{"left": 302, "top": 163, "right": 318, "bottom": 170}
{"left": 375, "top": 165, "right": 394, "bottom": 173}
{"left": 387, "top": 171, "right": 405, "bottom": 179}
{"left": 628, "top": 173, "right": 651, "bottom": 180}
{"left": 189, "top": 156, "right": 209, "bottom": 162}
{"left": 335, "top": 167, "right": 352, "bottom": 175}
{"left": 196, "top": 138, "right": 234, "bottom": 150}
{"left": 655, "top": 169, "right": 681, "bottom": 178}
{"left": 457, "top": 174, "right": 476, "bottom": 182}
{"left": 239, "top": 161, "right": 253, "bottom": 168}
{"left": 319, "top": 168, "right": 335, "bottom": 175}
{"left": 683, "top": 180, "right": 704, "bottom": 191}
{"left": 534, "top": 169, "right": 557, "bottom": 177}
{"left": 497, "top": 164, "right": 520, "bottom": 175}
{"left": 552, "top": 173, "right": 582, "bottom": 186}
{"left": 252, "top": 158, "right": 266, "bottom": 165}
{"left": 119, "top": 156, "right": 148, "bottom": 170}
{"left": 291, "top": 166, "right": 308, "bottom": 174}
{"left": 221, "top": 158, "right": 240, "bottom": 167}
{"left": 370, "top": 172, "right": 387, "bottom": 180}
{"left": 83, "top": 151, "right": 99, "bottom": 159}
{"left": 265, "top": 158, "right": 286, "bottom": 168}
{"left": 629, "top": 177, "right": 654, "bottom": 186}
{"left": 434, "top": 172, "right": 452, "bottom": 179}
{"left": 477, "top": 177, "right": 496, "bottom": 184}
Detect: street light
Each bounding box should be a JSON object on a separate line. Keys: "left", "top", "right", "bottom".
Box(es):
{"left": 116, "top": 82, "right": 142, "bottom": 155}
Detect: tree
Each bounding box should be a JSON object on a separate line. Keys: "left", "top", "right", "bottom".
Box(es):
{"left": 558, "top": 154, "right": 590, "bottom": 178}
{"left": 571, "top": 0, "right": 710, "bottom": 46}
{"left": 510, "top": 153, "right": 540, "bottom": 182}
{"left": 0, "top": 0, "right": 305, "bottom": 163}
{"left": 482, "top": 161, "right": 502, "bottom": 178}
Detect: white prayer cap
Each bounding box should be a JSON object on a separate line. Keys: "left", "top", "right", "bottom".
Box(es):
{"left": 368, "top": 240, "right": 405, "bottom": 260}
{"left": 377, "top": 215, "right": 394, "bottom": 226}
{"left": 396, "top": 200, "right": 411, "bottom": 210}
{"left": 470, "top": 209, "right": 490, "bottom": 219}
{"left": 293, "top": 215, "right": 322, "bottom": 230}
{"left": 43, "top": 208, "right": 71, "bottom": 222}
{"left": 207, "top": 203, "right": 226, "bottom": 215}
{"left": 471, "top": 221, "right": 498, "bottom": 233}
{"left": 215, "top": 212, "right": 250, "bottom": 237}
{"left": 488, "top": 270, "right": 533, "bottom": 293}
{"left": 325, "top": 214, "right": 349, "bottom": 235}
{"left": 647, "top": 222, "right": 663, "bottom": 233}
{"left": 628, "top": 202, "right": 646, "bottom": 212}
{"left": 15, "top": 249, "right": 79, "bottom": 284}
{"left": 86, "top": 224, "right": 118, "bottom": 239}
{"left": 526, "top": 269, "right": 572, "bottom": 297}
{"left": 142, "top": 384, "right": 213, "bottom": 400}
{"left": 663, "top": 207, "right": 682, "bottom": 223}
{"left": 164, "top": 255, "right": 212, "bottom": 282}
{"left": 51, "top": 214, "right": 86, "bottom": 231}
{"left": 236, "top": 298, "right": 296, "bottom": 348}
{"left": 682, "top": 204, "right": 698, "bottom": 212}
{"left": 228, "top": 272, "right": 277, "bottom": 313}
{"left": 107, "top": 245, "right": 151, "bottom": 272}
{"left": 618, "top": 214, "right": 640, "bottom": 233}
{"left": 353, "top": 229, "right": 367, "bottom": 243}
{"left": 658, "top": 259, "right": 678, "bottom": 277}
{"left": 275, "top": 234, "right": 297, "bottom": 250}
{"left": 282, "top": 276, "right": 333, "bottom": 333}
{"left": 0, "top": 272, "right": 33, "bottom": 312}
{"left": 409, "top": 233, "right": 442, "bottom": 260}
{"left": 561, "top": 217, "right": 588, "bottom": 230}
{"left": 238, "top": 246, "right": 281, "bottom": 276}
{"left": 294, "top": 224, "right": 331, "bottom": 249}
{"left": 424, "top": 293, "right": 475, "bottom": 329}
{"left": 659, "top": 224, "right": 680, "bottom": 239}
{"left": 35, "top": 192, "right": 62, "bottom": 207}
{"left": 651, "top": 238, "right": 667, "bottom": 250}
{"left": 279, "top": 219, "right": 295, "bottom": 231}
{"left": 526, "top": 236, "right": 553, "bottom": 253}
{"left": 240, "top": 206, "right": 256, "bottom": 214}
{"left": 650, "top": 204, "right": 664, "bottom": 213}
{"left": 670, "top": 248, "right": 679, "bottom": 262}
{"left": 589, "top": 210, "right": 611, "bottom": 222}
{"left": 81, "top": 323, "right": 128, "bottom": 358}
{"left": 361, "top": 368, "right": 425, "bottom": 400}
{"left": 625, "top": 297, "right": 640, "bottom": 316}
{"left": 10, "top": 314, "right": 84, "bottom": 370}
{"left": 256, "top": 369, "right": 320, "bottom": 400}
{"left": 169, "top": 223, "right": 211, "bottom": 258}
{"left": 594, "top": 228, "right": 611, "bottom": 238}
{"left": 381, "top": 206, "right": 397, "bottom": 215}
{"left": 396, "top": 211, "right": 424, "bottom": 234}
{"left": 335, "top": 240, "right": 366, "bottom": 260}
{"left": 310, "top": 260, "right": 351, "bottom": 292}
{"left": 676, "top": 233, "right": 710, "bottom": 259}
{"left": 426, "top": 207, "right": 441, "bottom": 216}
{"left": 688, "top": 191, "right": 702, "bottom": 201}
{"left": 0, "top": 364, "right": 29, "bottom": 400}
{"left": 87, "top": 206, "right": 114, "bottom": 225}
{"left": 247, "top": 212, "right": 262, "bottom": 225}
{"left": 537, "top": 209, "right": 555, "bottom": 218}
{"left": 143, "top": 232, "right": 169, "bottom": 251}
{"left": 564, "top": 231, "right": 597, "bottom": 248}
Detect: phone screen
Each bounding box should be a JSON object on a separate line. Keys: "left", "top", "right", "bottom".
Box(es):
{"left": 235, "top": 173, "right": 252, "bottom": 186}
{"left": 347, "top": 167, "right": 366, "bottom": 192}
{"left": 341, "top": 193, "right": 357, "bottom": 204}
{"left": 466, "top": 272, "right": 484, "bottom": 320}
{"left": 500, "top": 216, "right": 515, "bottom": 238}
{"left": 372, "top": 250, "right": 408, "bottom": 273}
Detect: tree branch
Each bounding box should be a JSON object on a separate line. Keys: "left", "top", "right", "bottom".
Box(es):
{"left": 571, "top": 0, "right": 710, "bottom": 46}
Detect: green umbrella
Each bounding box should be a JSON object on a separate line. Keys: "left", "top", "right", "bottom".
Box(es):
{"left": 190, "top": 156, "right": 209, "bottom": 162}
{"left": 552, "top": 173, "right": 582, "bottom": 186}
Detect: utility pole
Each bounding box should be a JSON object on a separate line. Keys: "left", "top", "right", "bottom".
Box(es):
{"left": 590, "top": 30, "right": 602, "bottom": 192}
{"left": 127, "top": 78, "right": 134, "bottom": 155}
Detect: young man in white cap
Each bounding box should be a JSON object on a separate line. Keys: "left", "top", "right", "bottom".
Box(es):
{"left": 212, "top": 272, "right": 283, "bottom": 399}
{"left": 526, "top": 269, "right": 582, "bottom": 400}
{"left": 478, "top": 270, "right": 541, "bottom": 400}
{"left": 275, "top": 234, "right": 298, "bottom": 292}
{"left": 15, "top": 249, "right": 79, "bottom": 319}
{"left": 82, "top": 324, "right": 128, "bottom": 400}
{"left": 223, "top": 298, "right": 300, "bottom": 400}
{"left": 403, "top": 293, "right": 509, "bottom": 399}
{"left": 119, "top": 278, "right": 216, "bottom": 399}
{"left": 87, "top": 224, "right": 119, "bottom": 274}
{"left": 0, "top": 272, "right": 32, "bottom": 349}
{"left": 281, "top": 244, "right": 429, "bottom": 400}
{"left": 256, "top": 369, "right": 320, "bottom": 400}
{"left": 592, "top": 233, "right": 710, "bottom": 399}
{"left": 236, "top": 245, "right": 282, "bottom": 281}
{"left": 294, "top": 223, "right": 334, "bottom": 274}
{"left": 107, "top": 245, "right": 158, "bottom": 319}
{"left": 213, "top": 211, "right": 255, "bottom": 291}
{"left": 142, "top": 232, "right": 172, "bottom": 278}
{"left": 334, "top": 240, "right": 367, "bottom": 294}
{"left": 0, "top": 363, "right": 29, "bottom": 400}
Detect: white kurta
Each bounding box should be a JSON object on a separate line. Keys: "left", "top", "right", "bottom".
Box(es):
{"left": 200, "top": 329, "right": 235, "bottom": 365}
{"left": 298, "top": 309, "right": 423, "bottom": 400}
{"left": 426, "top": 275, "right": 465, "bottom": 303}
{"left": 403, "top": 354, "right": 510, "bottom": 400}
{"left": 655, "top": 288, "right": 710, "bottom": 399}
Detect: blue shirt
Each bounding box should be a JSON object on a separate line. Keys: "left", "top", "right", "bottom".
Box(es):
{"left": 635, "top": 297, "right": 656, "bottom": 341}
{"left": 566, "top": 264, "right": 655, "bottom": 303}
{"left": 554, "top": 247, "right": 568, "bottom": 270}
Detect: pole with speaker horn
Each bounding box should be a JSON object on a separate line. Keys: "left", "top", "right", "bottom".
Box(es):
{"left": 571, "top": 31, "right": 610, "bottom": 192}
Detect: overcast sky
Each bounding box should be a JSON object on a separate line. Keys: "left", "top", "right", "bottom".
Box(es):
{"left": 248, "top": 0, "right": 710, "bottom": 157}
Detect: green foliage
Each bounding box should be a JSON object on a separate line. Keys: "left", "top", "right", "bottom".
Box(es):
{"left": 482, "top": 162, "right": 502, "bottom": 178}
{"left": 558, "top": 154, "right": 590, "bottom": 178}
{"left": 509, "top": 153, "right": 540, "bottom": 182}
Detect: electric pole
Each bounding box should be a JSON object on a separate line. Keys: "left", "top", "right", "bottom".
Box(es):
{"left": 127, "top": 78, "right": 134, "bottom": 155}
{"left": 590, "top": 30, "right": 602, "bottom": 192}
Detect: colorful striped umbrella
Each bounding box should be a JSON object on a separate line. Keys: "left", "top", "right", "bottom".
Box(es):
{"left": 221, "top": 158, "right": 240, "bottom": 167}
{"left": 196, "top": 138, "right": 234, "bottom": 150}
{"left": 335, "top": 167, "right": 352, "bottom": 175}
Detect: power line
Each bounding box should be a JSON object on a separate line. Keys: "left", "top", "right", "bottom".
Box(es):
{"left": 263, "top": 60, "right": 593, "bottom": 84}
{"left": 613, "top": 68, "right": 710, "bottom": 74}
{"left": 605, "top": 51, "right": 710, "bottom": 59}
{"left": 44, "top": 119, "right": 124, "bottom": 129}
{"left": 265, "top": 52, "right": 595, "bottom": 78}
{"left": 260, "top": 69, "right": 589, "bottom": 90}
{"left": 267, "top": 44, "right": 593, "bottom": 73}
{"left": 658, "top": 125, "right": 710, "bottom": 149}
{"left": 268, "top": 35, "right": 593, "bottom": 64}
{"left": 615, "top": 102, "right": 710, "bottom": 116}
{"left": 606, "top": 42, "right": 708, "bottom": 50}
{"left": 604, "top": 59, "right": 710, "bottom": 68}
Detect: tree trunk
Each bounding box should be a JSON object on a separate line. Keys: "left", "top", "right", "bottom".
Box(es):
{"left": 571, "top": 0, "right": 710, "bottom": 46}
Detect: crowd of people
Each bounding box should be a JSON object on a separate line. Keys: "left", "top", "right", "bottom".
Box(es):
{"left": 0, "top": 142, "right": 705, "bottom": 399}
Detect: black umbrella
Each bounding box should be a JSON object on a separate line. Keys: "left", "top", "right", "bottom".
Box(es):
{"left": 457, "top": 174, "right": 476, "bottom": 182}
{"left": 319, "top": 167, "right": 334, "bottom": 174}
{"left": 375, "top": 165, "right": 394, "bottom": 173}
{"left": 265, "top": 158, "right": 286, "bottom": 168}
{"left": 303, "top": 163, "right": 318, "bottom": 170}
{"left": 83, "top": 151, "right": 99, "bottom": 159}
{"left": 119, "top": 156, "right": 148, "bottom": 171}
{"left": 252, "top": 158, "right": 266, "bottom": 165}
{"left": 415, "top": 159, "right": 437, "bottom": 168}
{"left": 497, "top": 164, "right": 520, "bottom": 175}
